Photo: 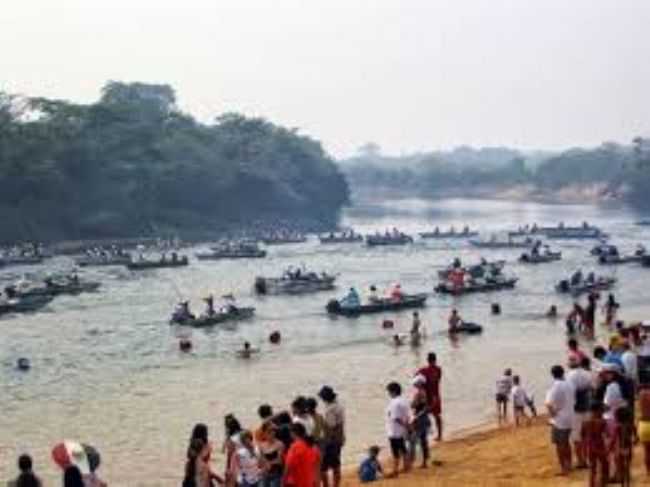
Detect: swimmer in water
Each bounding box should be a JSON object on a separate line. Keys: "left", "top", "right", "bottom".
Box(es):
{"left": 238, "top": 341, "right": 259, "bottom": 359}
{"left": 546, "top": 305, "right": 558, "bottom": 318}
{"left": 392, "top": 334, "right": 405, "bottom": 347}
{"left": 410, "top": 311, "right": 422, "bottom": 347}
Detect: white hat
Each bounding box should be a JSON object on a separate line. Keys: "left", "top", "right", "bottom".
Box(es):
{"left": 412, "top": 374, "right": 426, "bottom": 386}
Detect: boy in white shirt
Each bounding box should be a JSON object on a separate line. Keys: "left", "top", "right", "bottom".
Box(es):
{"left": 385, "top": 382, "right": 411, "bottom": 478}
{"left": 511, "top": 375, "right": 533, "bottom": 427}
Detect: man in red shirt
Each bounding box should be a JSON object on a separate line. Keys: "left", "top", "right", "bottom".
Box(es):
{"left": 283, "top": 422, "right": 320, "bottom": 487}
{"left": 416, "top": 352, "right": 443, "bottom": 441}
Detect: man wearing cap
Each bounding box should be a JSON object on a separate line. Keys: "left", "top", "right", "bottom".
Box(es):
{"left": 544, "top": 365, "right": 575, "bottom": 476}
{"left": 416, "top": 352, "right": 443, "bottom": 442}
{"left": 318, "top": 386, "right": 345, "bottom": 487}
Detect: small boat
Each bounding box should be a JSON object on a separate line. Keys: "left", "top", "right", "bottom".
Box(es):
{"left": 555, "top": 276, "right": 616, "bottom": 295}
{"left": 319, "top": 232, "right": 363, "bottom": 244}
{"left": 598, "top": 254, "right": 644, "bottom": 265}
{"left": 590, "top": 243, "right": 617, "bottom": 256}
{"left": 197, "top": 242, "right": 266, "bottom": 260}
{"left": 0, "top": 294, "right": 54, "bottom": 315}
{"left": 127, "top": 255, "right": 189, "bottom": 270}
{"left": 434, "top": 278, "right": 518, "bottom": 295}
{"left": 170, "top": 306, "right": 256, "bottom": 327}
{"left": 519, "top": 250, "right": 562, "bottom": 263}
{"left": 437, "top": 260, "right": 505, "bottom": 280}
{"left": 326, "top": 293, "right": 427, "bottom": 316}
{"left": 366, "top": 233, "right": 414, "bottom": 247}
{"left": 450, "top": 322, "right": 484, "bottom": 335}
{"left": 74, "top": 255, "right": 132, "bottom": 267}
{"left": 260, "top": 235, "right": 307, "bottom": 245}
{"left": 540, "top": 223, "right": 608, "bottom": 240}
{"left": 0, "top": 255, "right": 44, "bottom": 266}
{"left": 255, "top": 269, "right": 336, "bottom": 295}
{"left": 469, "top": 237, "right": 533, "bottom": 249}
{"left": 419, "top": 228, "right": 478, "bottom": 239}
{"left": 5, "top": 279, "right": 101, "bottom": 298}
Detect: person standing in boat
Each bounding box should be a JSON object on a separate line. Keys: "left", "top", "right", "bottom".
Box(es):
{"left": 203, "top": 295, "right": 215, "bottom": 317}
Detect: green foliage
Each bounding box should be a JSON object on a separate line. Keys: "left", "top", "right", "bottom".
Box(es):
{"left": 0, "top": 82, "right": 349, "bottom": 241}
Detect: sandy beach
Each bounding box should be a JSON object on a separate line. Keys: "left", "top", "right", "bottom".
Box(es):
{"left": 342, "top": 417, "right": 648, "bottom": 487}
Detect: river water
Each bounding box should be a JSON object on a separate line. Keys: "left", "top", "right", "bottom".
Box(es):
{"left": 1, "top": 198, "right": 649, "bottom": 486}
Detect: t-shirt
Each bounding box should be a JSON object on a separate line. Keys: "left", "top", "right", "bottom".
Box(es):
{"left": 621, "top": 351, "right": 638, "bottom": 382}
{"left": 603, "top": 382, "right": 626, "bottom": 421}
{"left": 385, "top": 396, "right": 410, "bottom": 438}
{"left": 358, "top": 457, "right": 380, "bottom": 483}
{"left": 323, "top": 402, "right": 346, "bottom": 444}
{"left": 284, "top": 439, "right": 320, "bottom": 487}
{"left": 567, "top": 368, "right": 593, "bottom": 412}
{"left": 236, "top": 447, "right": 261, "bottom": 484}
{"left": 511, "top": 385, "right": 528, "bottom": 408}
{"left": 496, "top": 376, "right": 513, "bottom": 396}
{"left": 292, "top": 415, "right": 315, "bottom": 437}
{"left": 416, "top": 364, "right": 441, "bottom": 405}
{"left": 545, "top": 379, "right": 575, "bottom": 430}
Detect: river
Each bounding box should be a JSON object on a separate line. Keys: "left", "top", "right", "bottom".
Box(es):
{"left": 1, "top": 198, "right": 649, "bottom": 486}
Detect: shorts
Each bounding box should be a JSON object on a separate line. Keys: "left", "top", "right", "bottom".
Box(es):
{"left": 495, "top": 393, "right": 509, "bottom": 403}
{"left": 514, "top": 405, "right": 525, "bottom": 414}
{"left": 570, "top": 413, "right": 586, "bottom": 443}
{"left": 320, "top": 442, "right": 342, "bottom": 471}
{"left": 639, "top": 420, "right": 650, "bottom": 443}
{"left": 429, "top": 396, "right": 442, "bottom": 416}
{"left": 389, "top": 437, "right": 408, "bottom": 459}
{"left": 551, "top": 427, "right": 571, "bottom": 445}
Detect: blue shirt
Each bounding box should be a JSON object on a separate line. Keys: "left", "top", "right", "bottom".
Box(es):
{"left": 359, "top": 457, "right": 380, "bottom": 482}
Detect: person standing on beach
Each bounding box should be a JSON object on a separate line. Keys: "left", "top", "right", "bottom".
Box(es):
{"left": 495, "top": 369, "right": 513, "bottom": 425}
{"left": 282, "top": 423, "right": 320, "bottom": 487}
{"left": 385, "top": 382, "right": 412, "bottom": 478}
{"left": 544, "top": 365, "right": 575, "bottom": 476}
{"left": 567, "top": 356, "right": 592, "bottom": 469}
{"left": 318, "top": 386, "right": 345, "bottom": 487}
{"left": 638, "top": 383, "right": 650, "bottom": 476}
{"left": 416, "top": 352, "right": 443, "bottom": 441}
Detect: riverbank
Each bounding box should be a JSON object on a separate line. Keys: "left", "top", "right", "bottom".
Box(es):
{"left": 343, "top": 417, "right": 648, "bottom": 487}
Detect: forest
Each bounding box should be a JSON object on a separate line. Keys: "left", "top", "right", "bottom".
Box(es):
{"left": 342, "top": 140, "right": 650, "bottom": 211}
{"left": 0, "top": 82, "right": 350, "bottom": 241}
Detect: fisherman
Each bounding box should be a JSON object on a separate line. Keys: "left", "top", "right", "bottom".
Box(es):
{"left": 586, "top": 272, "right": 596, "bottom": 284}
{"left": 452, "top": 257, "right": 462, "bottom": 269}
{"left": 463, "top": 225, "right": 470, "bottom": 234}
{"left": 570, "top": 269, "right": 583, "bottom": 286}
{"left": 368, "top": 285, "right": 379, "bottom": 303}
{"left": 390, "top": 284, "right": 403, "bottom": 302}
{"left": 203, "top": 295, "right": 216, "bottom": 317}
{"left": 341, "top": 287, "right": 361, "bottom": 310}
{"left": 636, "top": 244, "right": 647, "bottom": 256}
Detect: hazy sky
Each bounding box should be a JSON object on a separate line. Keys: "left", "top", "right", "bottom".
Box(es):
{"left": 2, "top": 0, "right": 650, "bottom": 157}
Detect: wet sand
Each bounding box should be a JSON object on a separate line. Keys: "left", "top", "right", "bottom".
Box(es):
{"left": 342, "top": 417, "right": 648, "bottom": 487}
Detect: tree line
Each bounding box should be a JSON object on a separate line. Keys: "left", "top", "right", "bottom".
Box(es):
{"left": 0, "top": 82, "right": 350, "bottom": 242}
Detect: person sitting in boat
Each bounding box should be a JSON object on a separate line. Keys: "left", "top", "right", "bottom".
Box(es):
{"left": 452, "top": 257, "right": 462, "bottom": 269}
{"left": 171, "top": 252, "right": 179, "bottom": 263}
{"left": 368, "top": 285, "right": 380, "bottom": 303}
{"left": 174, "top": 301, "right": 195, "bottom": 322}
{"left": 570, "top": 269, "right": 583, "bottom": 286}
{"left": 340, "top": 287, "right": 361, "bottom": 309}
{"left": 635, "top": 244, "right": 646, "bottom": 256}
{"left": 434, "top": 226, "right": 440, "bottom": 235}
{"left": 448, "top": 309, "right": 462, "bottom": 333}
{"left": 463, "top": 225, "right": 470, "bottom": 234}
{"left": 585, "top": 271, "right": 596, "bottom": 284}
{"left": 390, "top": 283, "right": 404, "bottom": 302}
{"left": 203, "top": 295, "right": 216, "bottom": 317}
{"left": 608, "top": 246, "right": 619, "bottom": 257}
{"left": 68, "top": 272, "right": 79, "bottom": 284}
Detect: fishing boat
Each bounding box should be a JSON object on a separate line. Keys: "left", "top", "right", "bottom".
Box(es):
{"left": 255, "top": 268, "right": 336, "bottom": 295}
{"left": 74, "top": 254, "right": 132, "bottom": 267}
{"left": 366, "top": 232, "right": 414, "bottom": 247}
{"left": 519, "top": 250, "right": 562, "bottom": 263}
{"left": 0, "top": 255, "right": 44, "bottom": 266}
{"left": 0, "top": 294, "right": 54, "bottom": 315}
{"left": 419, "top": 227, "right": 478, "bottom": 239}
{"left": 4, "top": 277, "right": 101, "bottom": 298}
{"left": 196, "top": 242, "right": 266, "bottom": 260}
{"left": 437, "top": 260, "right": 505, "bottom": 280}
{"left": 126, "top": 254, "right": 189, "bottom": 270}
{"left": 555, "top": 275, "right": 616, "bottom": 296}
{"left": 170, "top": 306, "right": 255, "bottom": 327}
{"left": 591, "top": 242, "right": 617, "bottom": 256}
{"left": 469, "top": 236, "right": 533, "bottom": 249}
{"left": 434, "top": 277, "right": 518, "bottom": 295}
{"left": 260, "top": 234, "right": 307, "bottom": 245}
{"left": 597, "top": 245, "right": 645, "bottom": 265}
{"left": 450, "top": 321, "right": 484, "bottom": 335}
{"left": 325, "top": 293, "right": 427, "bottom": 316}
{"left": 319, "top": 232, "right": 363, "bottom": 244}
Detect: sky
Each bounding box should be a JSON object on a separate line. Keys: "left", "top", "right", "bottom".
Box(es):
{"left": 2, "top": 0, "right": 650, "bottom": 158}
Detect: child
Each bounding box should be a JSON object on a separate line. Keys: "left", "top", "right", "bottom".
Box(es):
{"left": 610, "top": 407, "right": 634, "bottom": 485}
{"left": 582, "top": 402, "right": 609, "bottom": 487}
{"left": 358, "top": 446, "right": 383, "bottom": 483}
{"left": 510, "top": 375, "right": 532, "bottom": 427}
{"left": 495, "top": 368, "right": 513, "bottom": 424}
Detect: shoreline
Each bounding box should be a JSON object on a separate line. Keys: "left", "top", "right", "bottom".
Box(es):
{"left": 341, "top": 416, "right": 648, "bottom": 486}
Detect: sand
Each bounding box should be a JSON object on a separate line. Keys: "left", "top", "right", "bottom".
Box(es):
{"left": 342, "top": 417, "right": 648, "bottom": 487}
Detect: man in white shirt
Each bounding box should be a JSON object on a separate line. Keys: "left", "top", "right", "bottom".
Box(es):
{"left": 621, "top": 341, "right": 638, "bottom": 385}
{"left": 567, "top": 356, "right": 593, "bottom": 469}
{"left": 602, "top": 364, "right": 627, "bottom": 422}
{"left": 385, "top": 381, "right": 411, "bottom": 478}
{"left": 545, "top": 365, "right": 575, "bottom": 476}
